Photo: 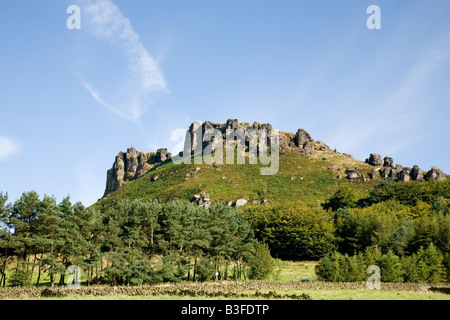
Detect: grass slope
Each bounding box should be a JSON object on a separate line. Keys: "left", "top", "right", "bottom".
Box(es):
{"left": 95, "top": 143, "right": 377, "bottom": 210}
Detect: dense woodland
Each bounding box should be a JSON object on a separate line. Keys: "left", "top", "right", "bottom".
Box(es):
{"left": 0, "top": 178, "right": 449, "bottom": 286}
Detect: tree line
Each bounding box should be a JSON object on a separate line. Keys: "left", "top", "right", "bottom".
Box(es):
{"left": 316, "top": 244, "right": 450, "bottom": 283}
{"left": 0, "top": 191, "right": 274, "bottom": 287}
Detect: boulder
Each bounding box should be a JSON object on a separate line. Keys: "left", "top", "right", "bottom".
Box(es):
{"left": 317, "top": 140, "right": 329, "bottom": 151}
{"left": 345, "top": 168, "right": 360, "bottom": 181}
{"left": 398, "top": 167, "right": 412, "bottom": 182}
{"left": 411, "top": 165, "right": 425, "bottom": 182}
{"left": 156, "top": 148, "right": 170, "bottom": 162}
{"left": 380, "top": 167, "right": 391, "bottom": 179}
{"left": 369, "top": 168, "right": 378, "bottom": 179}
{"left": 368, "top": 154, "right": 383, "bottom": 167}
{"left": 192, "top": 193, "right": 211, "bottom": 209}
{"left": 252, "top": 121, "right": 261, "bottom": 130}
{"left": 294, "top": 129, "right": 313, "bottom": 155}
{"left": 235, "top": 199, "right": 248, "bottom": 207}
{"left": 295, "top": 129, "right": 312, "bottom": 148}
{"left": 383, "top": 157, "right": 394, "bottom": 168}
{"left": 426, "top": 167, "right": 446, "bottom": 181}
{"left": 390, "top": 165, "right": 403, "bottom": 179}
{"left": 226, "top": 119, "right": 239, "bottom": 130}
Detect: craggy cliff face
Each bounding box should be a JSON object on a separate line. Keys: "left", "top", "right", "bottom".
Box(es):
{"left": 103, "top": 147, "right": 171, "bottom": 197}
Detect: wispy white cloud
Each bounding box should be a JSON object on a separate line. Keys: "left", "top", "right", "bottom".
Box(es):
{"left": 75, "top": 0, "right": 168, "bottom": 123}
{"left": 75, "top": 72, "right": 136, "bottom": 122}
{"left": 0, "top": 136, "right": 20, "bottom": 161}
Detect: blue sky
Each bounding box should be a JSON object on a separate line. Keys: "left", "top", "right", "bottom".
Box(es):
{"left": 1, "top": 0, "right": 449, "bottom": 206}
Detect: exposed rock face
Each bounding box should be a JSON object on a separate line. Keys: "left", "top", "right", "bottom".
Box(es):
{"left": 103, "top": 146, "right": 172, "bottom": 197}
{"left": 180, "top": 119, "right": 277, "bottom": 158}
{"left": 104, "top": 152, "right": 126, "bottom": 197}
{"left": 398, "top": 167, "right": 412, "bottom": 182}
{"left": 369, "top": 168, "right": 378, "bottom": 179}
{"left": 426, "top": 167, "right": 447, "bottom": 181}
{"left": 411, "top": 165, "right": 425, "bottom": 182}
{"left": 366, "top": 154, "right": 383, "bottom": 167}
{"left": 383, "top": 157, "right": 394, "bottom": 168}
{"left": 295, "top": 129, "right": 313, "bottom": 156}
{"left": 345, "top": 168, "right": 360, "bottom": 181}
{"left": 380, "top": 167, "right": 391, "bottom": 179}
{"left": 366, "top": 153, "right": 447, "bottom": 183}
{"left": 192, "top": 193, "right": 211, "bottom": 209}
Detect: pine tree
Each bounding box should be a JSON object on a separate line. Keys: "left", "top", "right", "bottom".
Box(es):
{"left": 249, "top": 242, "right": 275, "bottom": 280}
{"left": 415, "top": 243, "right": 446, "bottom": 283}
{"left": 401, "top": 255, "right": 420, "bottom": 283}
{"left": 379, "top": 250, "right": 403, "bottom": 282}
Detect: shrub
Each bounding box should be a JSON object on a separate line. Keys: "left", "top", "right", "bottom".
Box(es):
{"left": 323, "top": 186, "right": 358, "bottom": 211}
{"left": 9, "top": 268, "right": 32, "bottom": 287}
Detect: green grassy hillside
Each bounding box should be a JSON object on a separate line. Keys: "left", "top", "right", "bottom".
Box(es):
{"left": 95, "top": 136, "right": 378, "bottom": 211}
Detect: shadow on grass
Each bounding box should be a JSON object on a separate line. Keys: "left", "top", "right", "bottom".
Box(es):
{"left": 429, "top": 287, "right": 450, "bottom": 295}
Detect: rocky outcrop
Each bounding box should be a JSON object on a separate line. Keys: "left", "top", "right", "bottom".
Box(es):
{"left": 398, "top": 167, "right": 412, "bottom": 182}
{"left": 366, "top": 154, "right": 383, "bottom": 167}
{"left": 103, "top": 121, "right": 448, "bottom": 198}
{"left": 426, "top": 167, "right": 447, "bottom": 181}
{"left": 369, "top": 168, "right": 378, "bottom": 179}
{"left": 383, "top": 157, "right": 394, "bottom": 168}
{"left": 103, "top": 146, "right": 172, "bottom": 197}
{"left": 181, "top": 119, "right": 274, "bottom": 157}
{"left": 192, "top": 192, "right": 211, "bottom": 209}
{"left": 345, "top": 168, "right": 360, "bottom": 181}
{"left": 411, "top": 165, "right": 425, "bottom": 182}
{"left": 365, "top": 153, "right": 447, "bottom": 183}
{"left": 295, "top": 129, "right": 313, "bottom": 156}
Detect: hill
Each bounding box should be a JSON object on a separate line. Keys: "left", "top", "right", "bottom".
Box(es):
{"left": 95, "top": 119, "right": 447, "bottom": 211}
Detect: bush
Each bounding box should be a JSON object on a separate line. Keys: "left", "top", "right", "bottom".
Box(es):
{"left": 9, "top": 268, "right": 32, "bottom": 287}
{"left": 323, "top": 186, "right": 358, "bottom": 211}
{"left": 315, "top": 251, "right": 365, "bottom": 282}
{"left": 194, "top": 260, "right": 216, "bottom": 282}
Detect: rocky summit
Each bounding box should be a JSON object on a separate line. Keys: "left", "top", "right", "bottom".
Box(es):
{"left": 104, "top": 147, "right": 171, "bottom": 197}
{"left": 102, "top": 119, "right": 448, "bottom": 199}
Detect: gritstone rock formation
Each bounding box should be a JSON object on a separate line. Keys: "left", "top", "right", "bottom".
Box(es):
{"left": 103, "top": 147, "right": 172, "bottom": 197}
{"left": 363, "top": 154, "right": 447, "bottom": 183}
